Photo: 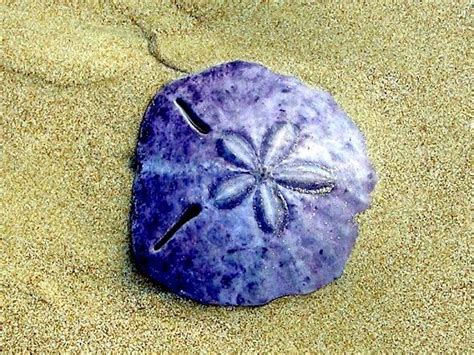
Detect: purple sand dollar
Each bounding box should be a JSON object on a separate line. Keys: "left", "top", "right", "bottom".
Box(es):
{"left": 131, "top": 61, "right": 377, "bottom": 306}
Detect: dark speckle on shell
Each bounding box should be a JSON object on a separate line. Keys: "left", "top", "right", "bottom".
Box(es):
{"left": 131, "top": 60, "right": 377, "bottom": 306}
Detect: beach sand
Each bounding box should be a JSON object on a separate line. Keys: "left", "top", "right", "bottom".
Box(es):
{"left": 1, "top": 1, "right": 471, "bottom": 352}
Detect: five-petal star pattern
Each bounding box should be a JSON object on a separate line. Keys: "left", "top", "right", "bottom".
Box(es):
{"left": 210, "top": 121, "right": 337, "bottom": 234}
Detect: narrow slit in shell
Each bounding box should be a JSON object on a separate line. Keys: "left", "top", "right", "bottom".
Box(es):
{"left": 153, "top": 203, "right": 202, "bottom": 251}
{"left": 174, "top": 98, "right": 211, "bottom": 135}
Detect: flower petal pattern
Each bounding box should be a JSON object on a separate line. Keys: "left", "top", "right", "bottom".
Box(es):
{"left": 211, "top": 173, "right": 256, "bottom": 209}
{"left": 253, "top": 181, "right": 289, "bottom": 234}
{"left": 273, "top": 160, "right": 335, "bottom": 194}
{"left": 213, "top": 121, "right": 336, "bottom": 234}
{"left": 216, "top": 131, "right": 258, "bottom": 170}
{"left": 260, "top": 121, "right": 299, "bottom": 167}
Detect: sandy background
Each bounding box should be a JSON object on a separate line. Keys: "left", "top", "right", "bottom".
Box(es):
{"left": 1, "top": 1, "right": 471, "bottom": 352}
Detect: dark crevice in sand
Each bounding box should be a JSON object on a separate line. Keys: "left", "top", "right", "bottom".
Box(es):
{"left": 126, "top": 15, "right": 190, "bottom": 75}
{"left": 146, "top": 33, "right": 190, "bottom": 74}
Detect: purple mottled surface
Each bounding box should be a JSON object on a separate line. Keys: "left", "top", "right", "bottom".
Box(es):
{"left": 131, "top": 61, "right": 377, "bottom": 306}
